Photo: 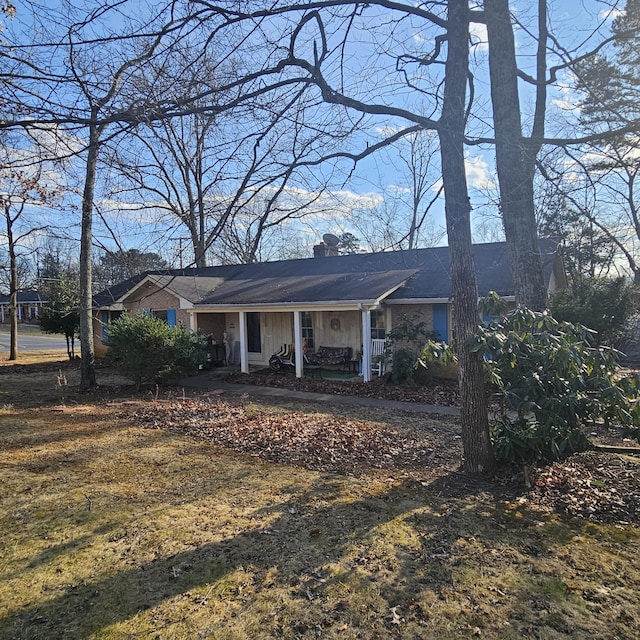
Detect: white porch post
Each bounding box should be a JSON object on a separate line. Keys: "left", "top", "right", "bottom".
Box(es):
{"left": 17, "top": 304, "right": 22, "bottom": 321}
{"left": 361, "top": 307, "right": 372, "bottom": 383}
{"left": 293, "top": 310, "right": 303, "bottom": 379}
{"left": 189, "top": 311, "right": 197, "bottom": 332}
{"left": 1, "top": 304, "right": 4, "bottom": 323}
{"left": 239, "top": 310, "right": 249, "bottom": 374}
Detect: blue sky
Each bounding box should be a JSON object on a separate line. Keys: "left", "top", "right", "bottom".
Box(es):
{"left": 1, "top": 0, "right": 629, "bottom": 265}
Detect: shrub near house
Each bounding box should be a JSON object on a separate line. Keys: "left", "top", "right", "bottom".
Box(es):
{"left": 106, "top": 313, "right": 206, "bottom": 390}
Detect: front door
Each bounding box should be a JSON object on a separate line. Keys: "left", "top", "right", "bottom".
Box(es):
{"left": 247, "top": 312, "right": 261, "bottom": 353}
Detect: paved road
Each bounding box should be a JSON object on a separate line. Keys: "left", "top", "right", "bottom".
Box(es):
{"left": 0, "top": 331, "right": 69, "bottom": 352}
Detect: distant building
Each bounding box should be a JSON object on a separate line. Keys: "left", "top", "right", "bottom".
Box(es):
{"left": 0, "top": 290, "right": 48, "bottom": 324}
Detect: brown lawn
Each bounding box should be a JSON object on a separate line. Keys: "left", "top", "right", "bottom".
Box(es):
{"left": 1, "top": 354, "right": 639, "bottom": 639}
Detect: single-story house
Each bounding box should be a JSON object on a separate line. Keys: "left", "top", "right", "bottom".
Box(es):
{"left": 93, "top": 240, "right": 565, "bottom": 382}
{"left": 0, "top": 290, "right": 49, "bottom": 324}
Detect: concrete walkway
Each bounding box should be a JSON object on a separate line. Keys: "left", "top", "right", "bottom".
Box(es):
{"left": 179, "top": 371, "right": 461, "bottom": 417}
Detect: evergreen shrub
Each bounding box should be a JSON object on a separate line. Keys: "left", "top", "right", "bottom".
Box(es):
{"left": 106, "top": 313, "right": 206, "bottom": 390}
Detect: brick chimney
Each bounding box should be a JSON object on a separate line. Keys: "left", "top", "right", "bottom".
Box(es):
{"left": 313, "top": 242, "right": 327, "bottom": 257}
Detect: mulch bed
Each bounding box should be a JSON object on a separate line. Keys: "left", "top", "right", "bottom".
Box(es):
{"left": 225, "top": 370, "right": 461, "bottom": 406}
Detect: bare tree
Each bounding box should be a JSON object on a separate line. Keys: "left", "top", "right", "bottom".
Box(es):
{"left": 440, "top": 0, "right": 494, "bottom": 473}
{"left": 1, "top": 1, "right": 194, "bottom": 387}
{"left": 1, "top": 153, "right": 60, "bottom": 360}
{"left": 394, "top": 130, "right": 445, "bottom": 250}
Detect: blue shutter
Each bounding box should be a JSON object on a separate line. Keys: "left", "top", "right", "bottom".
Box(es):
{"left": 167, "top": 309, "right": 177, "bottom": 327}
{"left": 101, "top": 311, "right": 109, "bottom": 342}
{"left": 432, "top": 304, "right": 448, "bottom": 342}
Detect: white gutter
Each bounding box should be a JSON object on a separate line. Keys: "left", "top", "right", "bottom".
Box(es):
{"left": 191, "top": 300, "right": 381, "bottom": 313}
{"left": 386, "top": 295, "right": 516, "bottom": 305}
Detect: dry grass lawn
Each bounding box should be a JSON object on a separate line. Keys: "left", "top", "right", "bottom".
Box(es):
{"left": 1, "top": 355, "right": 640, "bottom": 639}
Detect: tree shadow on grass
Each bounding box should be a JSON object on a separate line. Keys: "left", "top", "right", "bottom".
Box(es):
{"left": 0, "top": 465, "right": 585, "bottom": 640}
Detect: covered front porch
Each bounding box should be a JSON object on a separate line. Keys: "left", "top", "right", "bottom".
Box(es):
{"left": 191, "top": 304, "right": 389, "bottom": 383}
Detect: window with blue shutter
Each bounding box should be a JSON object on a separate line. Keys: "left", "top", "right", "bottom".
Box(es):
{"left": 166, "top": 309, "right": 177, "bottom": 327}
{"left": 432, "top": 304, "right": 448, "bottom": 342}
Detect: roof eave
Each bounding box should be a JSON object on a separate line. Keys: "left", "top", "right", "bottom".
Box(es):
{"left": 191, "top": 299, "right": 382, "bottom": 313}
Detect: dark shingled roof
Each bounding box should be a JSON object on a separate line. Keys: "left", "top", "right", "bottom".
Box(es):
{"left": 93, "top": 240, "right": 560, "bottom": 308}
{"left": 198, "top": 269, "right": 417, "bottom": 305}
{"left": 0, "top": 290, "right": 48, "bottom": 304}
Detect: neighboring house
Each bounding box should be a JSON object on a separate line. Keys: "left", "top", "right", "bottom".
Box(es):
{"left": 0, "top": 290, "right": 48, "bottom": 324}
{"left": 93, "top": 240, "right": 565, "bottom": 382}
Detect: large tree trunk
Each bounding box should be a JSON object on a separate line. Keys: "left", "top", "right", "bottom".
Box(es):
{"left": 485, "top": 0, "right": 548, "bottom": 311}
{"left": 79, "top": 122, "right": 99, "bottom": 390}
{"left": 9, "top": 257, "right": 18, "bottom": 361}
{"left": 440, "top": 0, "right": 495, "bottom": 474}
{"left": 8, "top": 237, "right": 18, "bottom": 362}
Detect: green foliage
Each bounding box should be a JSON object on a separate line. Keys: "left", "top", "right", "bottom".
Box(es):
{"left": 39, "top": 274, "right": 80, "bottom": 358}
{"left": 94, "top": 248, "right": 169, "bottom": 288}
{"left": 471, "top": 305, "right": 640, "bottom": 464}
{"left": 337, "top": 232, "right": 361, "bottom": 255}
{"left": 550, "top": 276, "right": 636, "bottom": 347}
{"left": 478, "top": 290, "right": 510, "bottom": 321}
{"left": 388, "top": 314, "right": 454, "bottom": 386}
{"left": 106, "top": 313, "right": 206, "bottom": 390}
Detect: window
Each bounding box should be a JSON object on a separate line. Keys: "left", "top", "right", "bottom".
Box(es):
{"left": 247, "top": 312, "right": 261, "bottom": 352}
{"left": 151, "top": 309, "right": 177, "bottom": 327}
{"left": 301, "top": 312, "right": 314, "bottom": 350}
{"left": 371, "top": 309, "right": 386, "bottom": 339}
{"left": 151, "top": 309, "right": 168, "bottom": 322}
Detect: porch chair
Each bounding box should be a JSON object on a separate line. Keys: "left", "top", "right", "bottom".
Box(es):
{"left": 371, "top": 338, "right": 387, "bottom": 376}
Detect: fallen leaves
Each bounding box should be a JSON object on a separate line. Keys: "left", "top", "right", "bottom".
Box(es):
{"left": 225, "top": 371, "right": 461, "bottom": 406}
{"left": 127, "top": 399, "right": 455, "bottom": 476}
{"left": 125, "top": 397, "right": 640, "bottom": 524}
{"left": 529, "top": 451, "right": 640, "bottom": 524}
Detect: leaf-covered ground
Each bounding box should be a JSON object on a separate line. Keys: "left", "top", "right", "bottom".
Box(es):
{"left": 528, "top": 451, "right": 640, "bottom": 524}
{"left": 225, "top": 370, "right": 461, "bottom": 406}
{"left": 129, "top": 399, "right": 462, "bottom": 478}
{"left": 129, "top": 397, "right": 640, "bottom": 525}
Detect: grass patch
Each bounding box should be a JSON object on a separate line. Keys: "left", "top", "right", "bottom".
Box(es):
{"left": 0, "top": 359, "right": 639, "bottom": 638}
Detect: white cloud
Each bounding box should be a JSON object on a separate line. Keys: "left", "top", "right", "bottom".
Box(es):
{"left": 469, "top": 21, "right": 488, "bottom": 51}
{"left": 97, "top": 185, "right": 385, "bottom": 231}
{"left": 599, "top": 7, "right": 623, "bottom": 21}
{"left": 386, "top": 184, "right": 412, "bottom": 196}
{"left": 465, "top": 154, "right": 495, "bottom": 189}
{"left": 430, "top": 153, "right": 495, "bottom": 192}
{"left": 551, "top": 81, "right": 580, "bottom": 113}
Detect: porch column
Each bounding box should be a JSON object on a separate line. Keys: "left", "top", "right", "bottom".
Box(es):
{"left": 1, "top": 304, "right": 4, "bottom": 323}
{"left": 293, "top": 310, "right": 303, "bottom": 379}
{"left": 361, "top": 307, "right": 372, "bottom": 383}
{"left": 239, "top": 310, "right": 249, "bottom": 374}
{"left": 17, "top": 304, "right": 22, "bottom": 321}
{"left": 189, "top": 311, "right": 197, "bottom": 332}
